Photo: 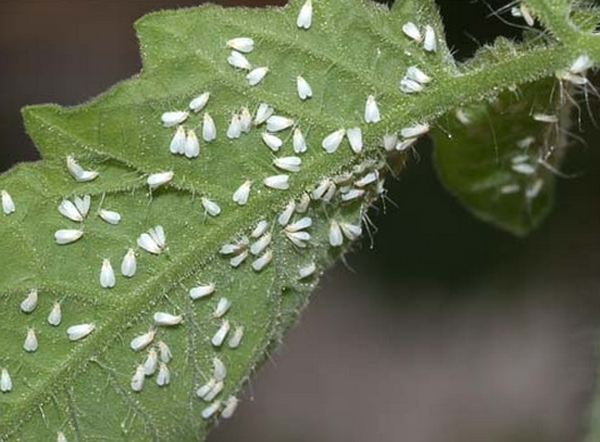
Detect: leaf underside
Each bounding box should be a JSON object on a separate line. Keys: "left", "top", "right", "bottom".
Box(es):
{"left": 0, "top": 0, "right": 598, "bottom": 441}
{"left": 433, "top": 77, "right": 562, "bottom": 236}
{"left": 0, "top": 1, "right": 446, "bottom": 440}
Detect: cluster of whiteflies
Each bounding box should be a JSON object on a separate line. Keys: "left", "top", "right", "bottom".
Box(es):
{"left": 4, "top": 1, "right": 597, "bottom": 435}
{"left": 452, "top": 53, "right": 596, "bottom": 203}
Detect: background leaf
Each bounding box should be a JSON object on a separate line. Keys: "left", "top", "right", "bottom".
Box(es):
{"left": 432, "top": 77, "right": 566, "bottom": 236}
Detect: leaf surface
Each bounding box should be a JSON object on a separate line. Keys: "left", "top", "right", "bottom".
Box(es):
{"left": 0, "top": 1, "right": 450, "bottom": 440}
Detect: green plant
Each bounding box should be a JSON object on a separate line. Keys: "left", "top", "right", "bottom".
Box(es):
{"left": 0, "top": 0, "right": 598, "bottom": 441}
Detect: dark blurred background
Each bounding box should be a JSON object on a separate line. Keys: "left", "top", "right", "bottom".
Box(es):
{"left": 1, "top": 1, "right": 598, "bottom": 441}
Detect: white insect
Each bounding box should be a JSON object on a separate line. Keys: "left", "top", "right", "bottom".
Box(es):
{"left": 423, "top": 25, "right": 437, "bottom": 52}
{"left": 322, "top": 180, "right": 337, "bottom": 203}
{"left": 213, "top": 298, "right": 231, "bottom": 318}
{"left": 189, "top": 92, "right": 210, "bottom": 113}
{"left": 156, "top": 363, "right": 170, "bottom": 386}
{"left": 402, "top": 21, "right": 422, "bottom": 42}
{"left": 285, "top": 216, "right": 312, "bottom": 233}
{"left": 264, "top": 174, "right": 290, "bottom": 190}
{"left": 220, "top": 237, "right": 249, "bottom": 255}
{"left": 201, "top": 197, "right": 221, "bottom": 217}
{"left": 250, "top": 233, "right": 272, "bottom": 256}
{"left": 329, "top": 220, "right": 343, "bottom": 247}
{"left": 401, "top": 123, "right": 430, "bottom": 139}
{"left": 298, "top": 262, "right": 317, "bottom": 279}
{"left": 153, "top": 312, "right": 183, "bottom": 326}
{"left": 143, "top": 348, "right": 158, "bottom": 376}
{"left": 1, "top": 190, "right": 15, "bottom": 215}
{"left": 346, "top": 127, "right": 363, "bottom": 154}
{"left": 254, "top": 103, "right": 274, "bottom": 125}
{"left": 147, "top": 171, "right": 174, "bottom": 190}
{"left": 227, "top": 114, "right": 242, "bottom": 139}
{"left": 251, "top": 220, "right": 269, "bottom": 239}
{"left": 137, "top": 225, "right": 166, "bottom": 255}
{"left": 322, "top": 129, "right": 345, "bottom": 153}
{"left": 274, "top": 156, "right": 302, "bottom": 173}
{"left": 58, "top": 199, "right": 84, "bottom": 222}
{"left": 516, "top": 136, "right": 536, "bottom": 149}
{"left": 240, "top": 107, "right": 252, "bottom": 133}
{"left": 212, "top": 320, "right": 231, "bottom": 347}
{"left": 511, "top": 5, "right": 535, "bottom": 26}
{"left": 311, "top": 179, "right": 333, "bottom": 200}
{"left": 233, "top": 180, "right": 252, "bottom": 205}
{"left": 396, "top": 137, "right": 418, "bottom": 152}
{"left": 227, "top": 50, "right": 251, "bottom": 70}
{"left": 297, "top": 0, "right": 313, "bottom": 29}
{"left": 120, "top": 248, "right": 137, "bottom": 278}
{"left": 500, "top": 184, "right": 521, "bottom": 195}
{"left": 364, "top": 95, "right": 381, "bottom": 123}
{"left": 196, "top": 378, "right": 217, "bottom": 399}
{"left": 203, "top": 113, "right": 217, "bottom": 142}
{"left": 130, "top": 330, "right": 156, "bottom": 352}
{"left": 158, "top": 340, "right": 172, "bottom": 363}
{"left": 406, "top": 66, "right": 432, "bottom": 84}
{"left": 57, "top": 432, "right": 67, "bottom": 442}
{"left": 67, "top": 323, "right": 95, "bottom": 341}
{"left": 201, "top": 401, "right": 222, "bottom": 419}
{"left": 261, "top": 132, "right": 283, "bottom": 151}
{"left": 341, "top": 188, "right": 365, "bottom": 202}
{"left": 569, "top": 54, "right": 593, "bottom": 75}
{"left": 277, "top": 200, "right": 296, "bottom": 226}
{"left": 511, "top": 154, "right": 529, "bottom": 164}
{"left": 526, "top": 179, "right": 544, "bottom": 199}
{"left": 1, "top": 368, "right": 12, "bottom": 393}
{"left": 228, "top": 326, "right": 245, "bottom": 349}
{"left": 532, "top": 113, "right": 559, "bottom": 123}
{"left": 296, "top": 75, "right": 313, "bottom": 100}
{"left": 99, "top": 209, "right": 121, "bottom": 225}
{"left": 224, "top": 250, "right": 248, "bottom": 267}
{"left": 161, "top": 111, "right": 189, "bottom": 127}
{"left": 285, "top": 230, "right": 311, "bottom": 248}
{"left": 511, "top": 163, "right": 536, "bottom": 175}
{"left": 203, "top": 381, "right": 224, "bottom": 402}
{"left": 20, "top": 289, "right": 38, "bottom": 313}
{"left": 296, "top": 193, "right": 311, "bottom": 213}
{"left": 184, "top": 129, "right": 200, "bottom": 158}
{"left": 73, "top": 195, "right": 90, "bottom": 217}
{"left": 252, "top": 250, "right": 273, "bottom": 272}
{"left": 100, "top": 258, "right": 116, "bottom": 289}
{"left": 293, "top": 128, "right": 307, "bottom": 154}
{"left": 247, "top": 66, "right": 269, "bottom": 86}
{"left": 399, "top": 78, "right": 424, "bottom": 93}
{"left": 340, "top": 222, "right": 362, "bottom": 240}
{"left": 23, "top": 328, "right": 38, "bottom": 352}
{"left": 227, "top": 37, "right": 254, "bottom": 53}
{"left": 66, "top": 155, "right": 98, "bottom": 182}
{"left": 455, "top": 109, "right": 471, "bottom": 125}
{"left": 354, "top": 171, "right": 378, "bottom": 188}
{"left": 266, "top": 115, "right": 294, "bottom": 132}
{"left": 213, "top": 357, "right": 227, "bottom": 381}
{"left": 131, "top": 365, "right": 146, "bottom": 392}
{"left": 189, "top": 283, "right": 215, "bottom": 300}
{"left": 54, "top": 229, "right": 84, "bottom": 245}
{"left": 383, "top": 133, "right": 398, "bottom": 152}
{"left": 47, "top": 302, "right": 62, "bottom": 326}
{"left": 221, "top": 396, "right": 239, "bottom": 419}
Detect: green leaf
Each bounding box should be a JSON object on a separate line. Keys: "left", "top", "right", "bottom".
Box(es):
{"left": 0, "top": 1, "right": 449, "bottom": 440}
{"left": 432, "top": 77, "right": 564, "bottom": 236}
{"left": 0, "top": 0, "right": 598, "bottom": 441}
